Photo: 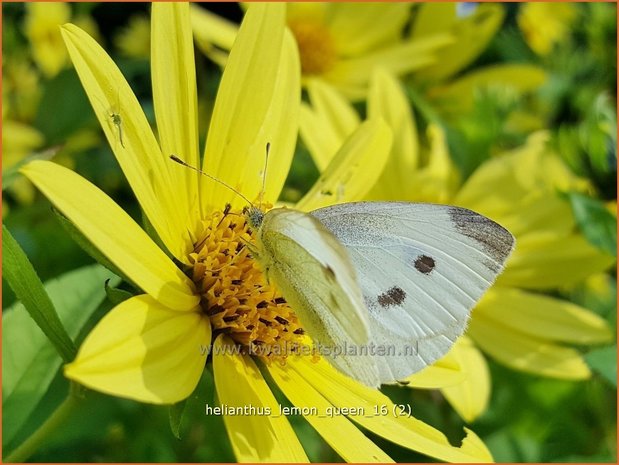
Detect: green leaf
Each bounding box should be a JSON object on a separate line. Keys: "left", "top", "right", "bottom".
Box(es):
{"left": 52, "top": 207, "right": 136, "bottom": 287}
{"left": 104, "top": 279, "right": 134, "bottom": 305}
{"left": 567, "top": 192, "right": 617, "bottom": 256}
{"left": 2, "top": 225, "right": 76, "bottom": 362}
{"left": 2, "top": 264, "right": 120, "bottom": 448}
{"left": 34, "top": 68, "right": 94, "bottom": 144}
{"left": 168, "top": 399, "right": 188, "bottom": 440}
{"left": 585, "top": 345, "right": 617, "bottom": 387}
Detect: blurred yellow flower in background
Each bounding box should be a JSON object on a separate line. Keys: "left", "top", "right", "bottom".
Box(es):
{"left": 2, "top": 58, "right": 41, "bottom": 121}
{"left": 2, "top": 3, "right": 102, "bottom": 212}
{"left": 2, "top": 59, "right": 44, "bottom": 210}
{"left": 24, "top": 2, "right": 100, "bottom": 78}
{"left": 518, "top": 2, "right": 579, "bottom": 56}
{"left": 299, "top": 72, "right": 615, "bottom": 422}
{"left": 408, "top": 3, "right": 548, "bottom": 118}
{"left": 191, "top": 2, "right": 453, "bottom": 100}
{"left": 114, "top": 14, "right": 151, "bottom": 59}
{"left": 24, "top": 2, "right": 70, "bottom": 78}
{"left": 410, "top": 2, "right": 505, "bottom": 84}
{"left": 21, "top": 4, "right": 492, "bottom": 462}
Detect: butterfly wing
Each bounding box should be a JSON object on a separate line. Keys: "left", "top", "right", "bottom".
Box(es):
{"left": 257, "top": 208, "right": 380, "bottom": 387}
{"left": 312, "top": 201, "right": 515, "bottom": 383}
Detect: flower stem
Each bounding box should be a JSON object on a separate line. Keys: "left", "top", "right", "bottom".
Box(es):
{"left": 4, "top": 385, "right": 83, "bottom": 463}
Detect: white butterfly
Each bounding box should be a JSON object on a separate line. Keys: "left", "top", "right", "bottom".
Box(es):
{"left": 247, "top": 201, "right": 514, "bottom": 387}
{"left": 311, "top": 201, "right": 515, "bottom": 384}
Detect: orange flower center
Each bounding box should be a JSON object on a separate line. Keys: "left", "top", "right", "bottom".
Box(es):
{"left": 288, "top": 19, "right": 336, "bottom": 75}
{"left": 189, "top": 206, "right": 308, "bottom": 363}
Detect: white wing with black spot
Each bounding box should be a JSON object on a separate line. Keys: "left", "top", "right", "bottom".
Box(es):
{"left": 312, "top": 201, "right": 514, "bottom": 383}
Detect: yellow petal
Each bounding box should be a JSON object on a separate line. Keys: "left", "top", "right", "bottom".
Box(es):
{"left": 476, "top": 287, "right": 612, "bottom": 344}
{"left": 326, "top": 3, "right": 412, "bottom": 56}
{"left": 60, "top": 24, "right": 190, "bottom": 260}
{"left": 365, "top": 68, "right": 419, "bottom": 200}
{"left": 454, "top": 134, "right": 550, "bottom": 218}
{"left": 407, "top": 124, "right": 460, "bottom": 204}
{"left": 190, "top": 4, "right": 237, "bottom": 59}
{"left": 299, "top": 103, "right": 344, "bottom": 172}
{"left": 499, "top": 232, "right": 615, "bottom": 289}
{"left": 65, "top": 295, "right": 209, "bottom": 404}
{"left": 440, "top": 337, "right": 491, "bottom": 423}
{"left": 405, "top": 345, "right": 465, "bottom": 389}
{"left": 468, "top": 313, "right": 592, "bottom": 379}
{"left": 212, "top": 336, "right": 308, "bottom": 462}
{"left": 21, "top": 161, "right": 199, "bottom": 311}
{"left": 413, "top": 3, "right": 505, "bottom": 82}
{"left": 482, "top": 193, "right": 575, "bottom": 241}
{"left": 296, "top": 118, "right": 392, "bottom": 211}
{"left": 455, "top": 131, "right": 588, "bottom": 222}
{"left": 292, "top": 357, "right": 493, "bottom": 463}
{"left": 269, "top": 363, "right": 393, "bottom": 463}
{"left": 286, "top": 3, "right": 327, "bottom": 23}
{"left": 300, "top": 79, "right": 360, "bottom": 171}
{"left": 410, "top": 3, "right": 457, "bottom": 36}
{"left": 325, "top": 35, "right": 452, "bottom": 100}
{"left": 242, "top": 31, "right": 300, "bottom": 205}
{"left": 201, "top": 4, "right": 292, "bottom": 212}
{"left": 429, "top": 64, "right": 547, "bottom": 114}
{"left": 151, "top": 3, "right": 200, "bottom": 231}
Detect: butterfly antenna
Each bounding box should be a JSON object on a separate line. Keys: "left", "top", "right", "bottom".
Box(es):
{"left": 170, "top": 155, "right": 254, "bottom": 207}
{"left": 258, "top": 142, "right": 270, "bottom": 210}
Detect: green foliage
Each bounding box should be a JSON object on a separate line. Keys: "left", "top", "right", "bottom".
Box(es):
{"left": 2, "top": 224, "right": 77, "bottom": 362}
{"left": 104, "top": 279, "right": 134, "bottom": 305}
{"left": 585, "top": 346, "right": 617, "bottom": 387}
{"left": 567, "top": 192, "right": 617, "bottom": 257}
{"left": 2, "top": 264, "right": 120, "bottom": 451}
{"left": 168, "top": 400, "right": 188, "bottom": 440}
{"left": 35, "top": 69, "right": 95, "bottom": 144}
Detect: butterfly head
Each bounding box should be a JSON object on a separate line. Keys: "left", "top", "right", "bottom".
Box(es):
{"left": 244, "top": 205, "right": 265, "bottom": 230}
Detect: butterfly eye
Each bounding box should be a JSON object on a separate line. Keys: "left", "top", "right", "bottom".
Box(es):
{"left": 414, "top": 255, "right": 436, "bottom": 274}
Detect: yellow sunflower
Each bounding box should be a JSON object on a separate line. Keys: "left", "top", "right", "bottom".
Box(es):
{"left": 191, "top": 2, "right": 453, "bottom": 100}
{"left": 299, "top": 71, "right": 615, "bottom": 422}
{"left": 22, "top": 4, "right": 491, "bottom": 462}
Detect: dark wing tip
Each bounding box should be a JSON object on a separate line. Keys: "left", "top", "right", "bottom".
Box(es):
{"left": 448, "top": 206, "right": 515, "bottom": 266}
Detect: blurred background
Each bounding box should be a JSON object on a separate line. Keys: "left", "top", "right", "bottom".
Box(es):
{"left": 2, "top": 2, "right": 617, "bottom": 462}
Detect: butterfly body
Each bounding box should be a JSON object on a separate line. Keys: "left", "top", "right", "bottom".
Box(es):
{"left": 247, "top": 206, "right": 381, "bottom": 387}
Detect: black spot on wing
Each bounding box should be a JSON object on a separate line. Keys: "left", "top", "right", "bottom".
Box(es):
{"left": 377, "top": 286, "right": 406, "bottom": 308}
{"left": 448, "top": 207, "right": 514, "bottom": 270}
{"left": 414, "top": 255, "right": 435, "bottom": 274}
